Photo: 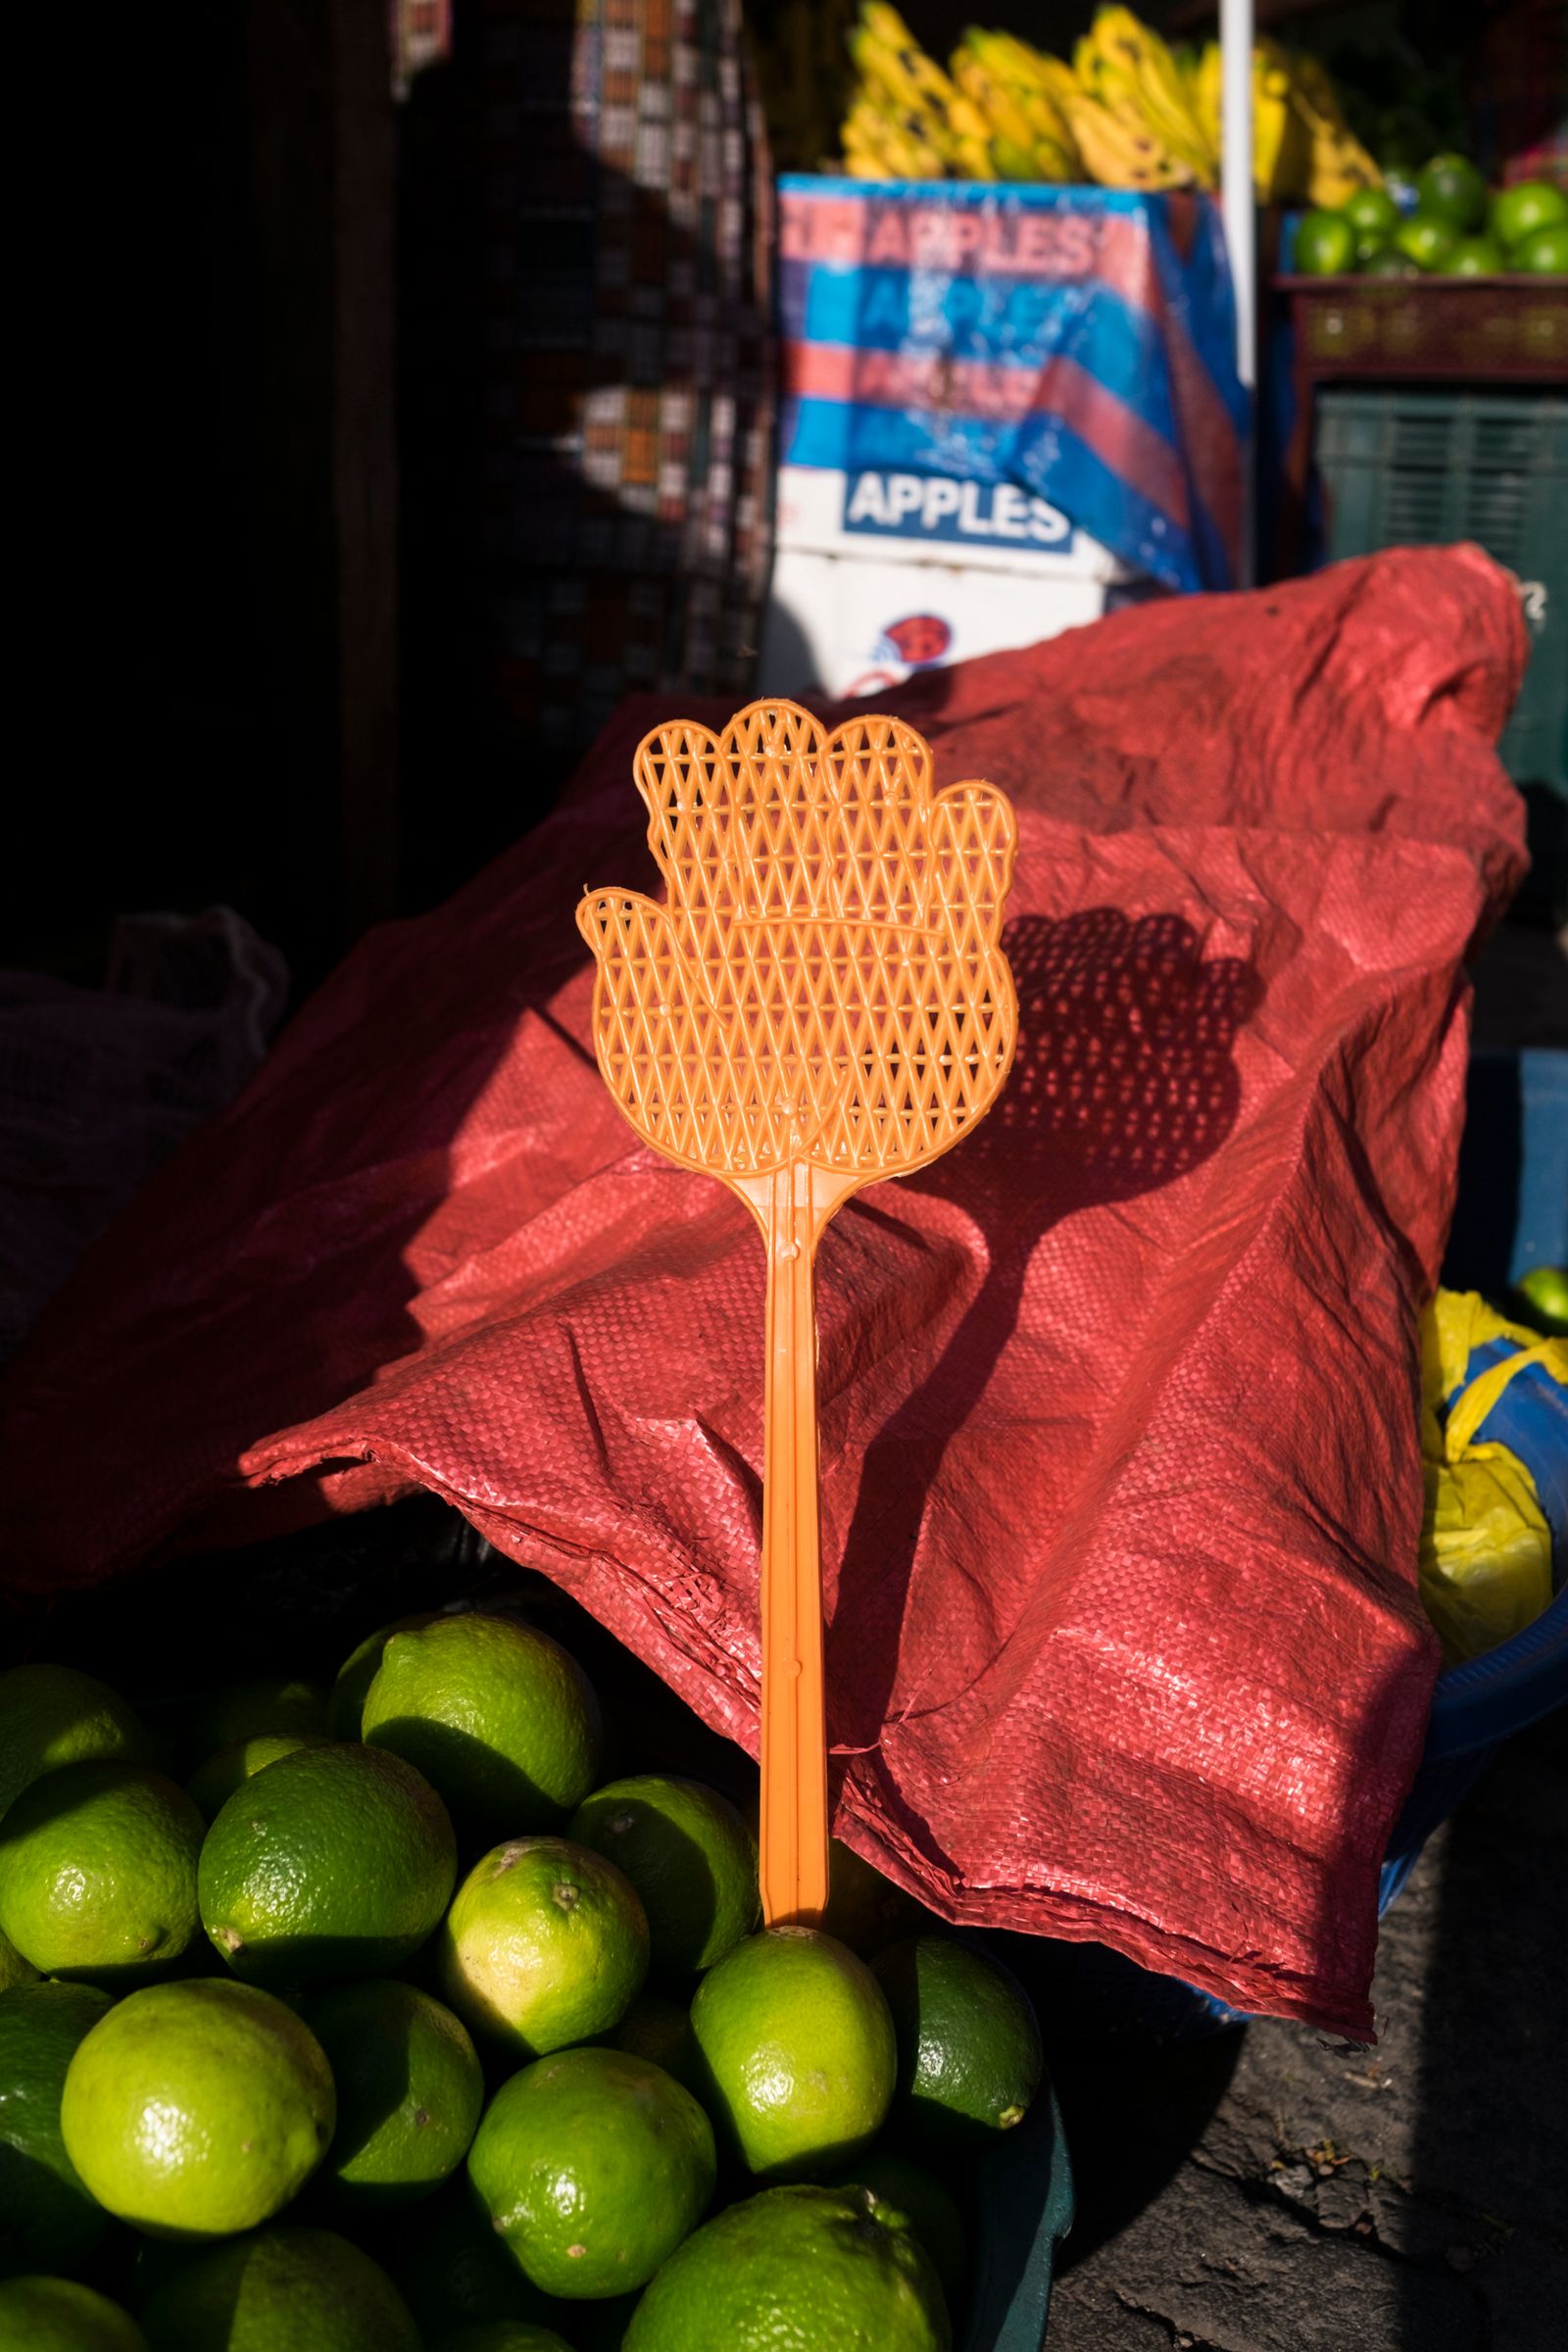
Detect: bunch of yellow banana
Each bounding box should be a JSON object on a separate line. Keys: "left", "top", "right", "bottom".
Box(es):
{"left": 1185, "top": 34, "right": 1378, "bottom": 205}
{"left": 948, "top": 28, "right": 1082, "bottom": 182}
{"left": 841, "top": 5, "right": 1085, "bottom": 183}
{"left": 1067, "top": 6, "right": 1218, "bottom": 191}
{"left": 833, "top": 5, "right": 1381, "bottom": 204}
{"left": 1288, "top": 50, "right": 1381, "bottom": 207}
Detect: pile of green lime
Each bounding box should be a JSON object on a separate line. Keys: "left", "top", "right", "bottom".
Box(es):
{"left": 0, "top": 1613, "right": 1047, "bottom": 2348}
{"left": 1296, "top": 158, "right": 1567, "bottom": 279}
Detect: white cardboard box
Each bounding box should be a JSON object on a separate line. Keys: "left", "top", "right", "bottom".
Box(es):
{"left": 761, "top": 464, "right": 1146, "bottom": 700}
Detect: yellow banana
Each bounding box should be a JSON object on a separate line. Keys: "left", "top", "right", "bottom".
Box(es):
{"left": 1252, "top": 52, "right": 1310, "bottom": 203}
{"left": 1093, "top": 22, "right": 1215, "bottom": 177}
{"left": 1031, "top": 132, "right": 1077, "bottom": 182}
{"left": 1193, "top": 39, "right": 1221, "bottom": 155}
{"left": 952, "top": 52, "right": 1041, "bottom": 152}
{"left": 1060, "top": 88, "right": 1192, "bottom": 190}
{"left": 1090, "top": 61, "right": 1216, "bottom": 185}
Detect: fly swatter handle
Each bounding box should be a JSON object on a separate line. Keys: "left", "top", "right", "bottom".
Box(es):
{"left": 758, "top": 1158, "right": 829, "bottom": 1926}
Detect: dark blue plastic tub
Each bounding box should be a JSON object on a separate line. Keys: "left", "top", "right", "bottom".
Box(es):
{"left": 964, "top": 2079, "right": 1075, "bottom": 2352}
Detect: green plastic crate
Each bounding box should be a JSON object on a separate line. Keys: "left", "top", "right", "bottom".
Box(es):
{"left": 1315, "top": 388, "right": 1568, "bottom": 795}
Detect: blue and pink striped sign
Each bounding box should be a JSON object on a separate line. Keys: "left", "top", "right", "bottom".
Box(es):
{"left": 777, "top": 176, "right": 1248, "bottom": 595}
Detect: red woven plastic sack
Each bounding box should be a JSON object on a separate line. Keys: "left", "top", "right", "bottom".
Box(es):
{"left": 0, "top": 548, "right": 1528, "bottom": 2034}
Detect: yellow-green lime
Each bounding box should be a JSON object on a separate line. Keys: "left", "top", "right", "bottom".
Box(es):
{"left": 467, "top": 2046, "right": 715, "bottom": 2298}
{"left": 871, "top": 1936, "right": 1042, "bottom": 2149}
{"left": 0, "top": 2276, "right": 149, "bottom": 2352}
{"left": 610, "top": 1991, "right": 705, "bottom": 2103}
{"left": 329, "top": 1615, "right": 438, "bottom": 1740}
{"left": 568, "top": 1777, "right": 758, "bottom": 1977}
{"left": 688, "top": 1927, "right": 895, "bottom": 2180}
{"left": 198, "top": 1741, "right": 456, "bottom": 1987}
{"left": 185, "top": 1736, "right": 324, "bottom": 1825}
{"left": 436, "top": 1837, "right": 648, "bottom": 2055}
{"left": 0, "top": 1983, "right": 117, "bottom": 2276}
{"left": 0, "top": 1928, "right": 37, "bottom": 1992}
{"left": 302, "top": 1979, "right": 483, "bottom": 2213}
{"left": 823, "top": 2149, "right": 967, "bottom": 2305}
{"left": 0, "top": 1668, "right": 150, "bottom": 1825}
{"left": 0, "top": 1763, "right": 203, "bottom": 1984}
{"left": 621, "top": 2183, "right": 951, "bottom": 2352}
{"left": 382, "top": 2177, "right": 564, "bottom": 2337}
{"left": 1513, "top": 1264, "right": 1568, "bottom": 1334}
{"left": 362, "top": 1615, "right": 603, "bottom": 1838}
{"left": 60, "top": 1978, "right": 334, "bottom": 2237}
{"left": 433, "top": 2327, "right": 573, "bottom": 2352}
{"left": 138, "top": 2225, "right": 420, "bottom": 2352}
{"left": 187, "top": 1679, "right": 328, "bottom": 1761}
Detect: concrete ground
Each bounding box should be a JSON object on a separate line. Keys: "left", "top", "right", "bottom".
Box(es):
{"left": 1046, "top": 1642, "right": 1566, "bottom": 2352}
{"left": 1045, "top": 911, "right": 1566, "bottom": 2352}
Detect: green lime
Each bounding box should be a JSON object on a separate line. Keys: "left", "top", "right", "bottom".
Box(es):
{"left": 0, "top": 1763, "right": 203, "bottom": 1985}
{"left": 432, "top": 2327, "right": 574, "bottom": 2352}
{"left": 0, "top": 2276, "right": 149, "bottom": 2352}
{"left": 609, "top": 1992, "right": 705, "bottom": 2102}
{"left": 185, "top": 1736, "right": 324, "bottom": 1825}
{"left": 1358, "top": 248, "right": 1418, "bottom": 276}
{"left": 621, "top": 2183, "right": 949, "bottom": 2352}
{"left": 1512, "top": 1264, "right": 1568, "bottom": 1333}
{"left": 363, "top": 1615, "right": 603, "bottom": 1839}
{"left": 382, "top": 2177, "right": 563, "bottom": 2336}
{"left": 688, "top": 1927, "right": 895, "bottom": 2180}
{"left": 872, "top": 1936, "right": 1041, "bottom": 2150}
{"left": 568, "top": 1778, "right": 758, "bottom": 1978}
{"left": 1340, "top": 186, "right": 1401, "bottom": 246}
{"left": 1294, "top": 209, "right": 1357, "bottom": 276}
{"left": 467, "top": 2046, "right": 714, "bottom": 2299}
{"left": 1514, "top": 222, "right": 1568, "bottom": 274}
{"left": 822, "top": 2149, "right": 966, "bottom": 2306}
{"left": 0, "top": 1983, "right": 117, "bottom": 2276}
{"left": 138, "top": 2225, "right": 420, "bottom": 2352}
{"left": 1444, "top": 236, "right": 1505, "bottom": 275}
{"left": 199, "top": 1741, "right": 456, "bottom": 1987}
{"left": 0, "top": 1929, "right": 37, "bottom": 1993}
{"left": 60, "top": 1978, "right": 333, "bottom": 2237}
{"left": 302, "top": 1979, "right": 482, "bottom": 2214}
{"left": 1491, "top": 179, "right": 1568, "bottom": 254}
{"left": 1414, "top": 153, "right": 1488, "bottom": 233}
{"left": 437, "top": 1837, "right": 648, "bottom": 2056}
{"left": 1396, "top": 215, "right": 1457, "bottom": 271}
{"left": 0, "top": 1668, "right": 150, "bottom": 1824}
{"left": 188, "top": 1681, "right": 329, "bottom": 1762}
{"left": 329, "top": 1616, "right": 439, "bottom": 1741}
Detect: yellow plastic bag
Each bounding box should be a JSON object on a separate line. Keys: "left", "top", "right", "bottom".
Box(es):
{"left": 1418, "top": 1291, "right": 1567, "bottom": 1664}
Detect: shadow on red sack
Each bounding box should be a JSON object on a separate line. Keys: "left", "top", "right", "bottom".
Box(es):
{"left": 0, "top": 547, "right": 1531, "bottom": 2038}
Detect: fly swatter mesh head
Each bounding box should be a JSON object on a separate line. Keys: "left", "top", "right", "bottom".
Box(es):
{"left": 576, "top": 701, "right": 1018, "bottom": 1184}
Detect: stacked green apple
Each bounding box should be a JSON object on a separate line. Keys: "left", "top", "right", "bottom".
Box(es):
{"left": 1296, "top": 156, "right": 1567, "bottom": 278}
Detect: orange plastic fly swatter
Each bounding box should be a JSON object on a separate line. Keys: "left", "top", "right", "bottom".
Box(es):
{"left": 576, "top": 701, "right": 1018, "bottom": 1925}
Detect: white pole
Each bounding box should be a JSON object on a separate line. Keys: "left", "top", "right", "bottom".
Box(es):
{"left": 1219, "top": 0, "right": 1255, "bottom": 584}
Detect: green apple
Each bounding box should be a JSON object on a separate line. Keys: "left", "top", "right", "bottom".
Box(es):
{"left": 1414, "top": 154, "right": 1488, "bottom": 233}
{"left": 1490, "top": 178, "right": 1568, "bottom": 255}
{"left": 1341, "top": 186, "right": 1402, "bottom": 248}
{"left": 1443, "top": 236, "right": 1506, "bottom": 276}
{"left": 1296, "top": 208, "right": 1358, "bottom": 276}
{"left": 1512, "top": 222, "right": 1568, "bottom": 275}
{"left": 1396, "top": 214, "right": 1458, "bottom": 272}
